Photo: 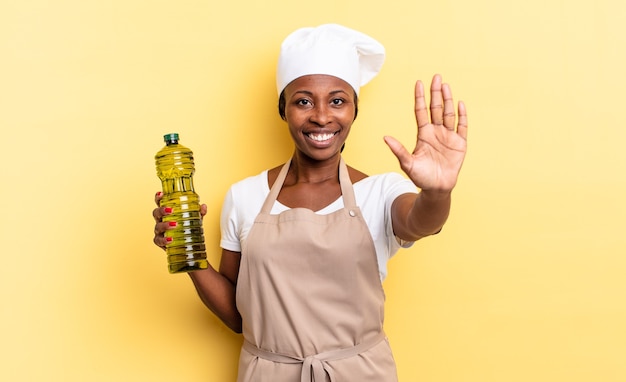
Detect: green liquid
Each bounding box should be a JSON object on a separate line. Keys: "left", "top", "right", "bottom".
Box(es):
{"left": 156, "top": 137, "right": 208, "bottom": 274}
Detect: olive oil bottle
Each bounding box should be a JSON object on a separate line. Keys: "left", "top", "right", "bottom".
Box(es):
{"left": 155, "top": 133, "right": 208, "bottom": 273}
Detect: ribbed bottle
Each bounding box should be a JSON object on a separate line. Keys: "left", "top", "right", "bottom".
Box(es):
{"left": 155, "top": 133, "right": 208, "bottom": 273}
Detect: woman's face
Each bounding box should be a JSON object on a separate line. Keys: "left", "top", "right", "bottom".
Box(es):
{"left": 283, "top": 74, "right": 356, "bottom": 162}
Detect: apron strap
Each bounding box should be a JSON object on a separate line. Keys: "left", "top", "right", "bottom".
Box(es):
{"left": 338, "top": 157, "right": 357, "bottom": 209}
{"left": 242, "top": 331, "right": 386, "bottom": 382}
{"left": 260, "top": 157, "right": 357, "bottom": 215}
{"left": 260, "top": 158, "right": 291, "bottom": 215}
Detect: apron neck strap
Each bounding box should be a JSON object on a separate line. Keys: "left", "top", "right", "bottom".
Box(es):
{"left": 261, "top": 157, "right": 357, "bottom": 214}
{"left": 338, "top": 157, "right": 357, "bottom": 208}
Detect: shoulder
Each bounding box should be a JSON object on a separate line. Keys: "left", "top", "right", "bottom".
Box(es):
{"left": 229, "top": 169, "right": 269, "bottom": 194}
{"left": 354, "top": 172, "right": 418, "bottom": 203}
{"left": 222, "top": 169, "right": 269, "bottom": 220}
{"left": 224, "top": 169, "right": 270, "bottom": 211}
{"left": 356, "top": 172, "right": 416, "bottom": 190}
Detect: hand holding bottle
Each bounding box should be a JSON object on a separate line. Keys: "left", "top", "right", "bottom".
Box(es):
{"left": 152, "top": 192, "right": 208, "bottom": 250}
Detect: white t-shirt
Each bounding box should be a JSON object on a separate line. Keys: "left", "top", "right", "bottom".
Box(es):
{"left": 220, "top": 170, "right": 418, "bottom": 280}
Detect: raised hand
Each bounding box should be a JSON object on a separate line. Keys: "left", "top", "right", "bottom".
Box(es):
{"left": 384, "top": 74, "right": 468, "bottom": 193}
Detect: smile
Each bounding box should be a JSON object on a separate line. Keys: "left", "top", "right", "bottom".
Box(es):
{"left": 306, "top": 132, "right": 337, "bottom": 142}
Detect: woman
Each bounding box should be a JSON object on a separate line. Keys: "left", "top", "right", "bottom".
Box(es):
{"left": 153, "top": 24, "right": 467, "bottom": 382}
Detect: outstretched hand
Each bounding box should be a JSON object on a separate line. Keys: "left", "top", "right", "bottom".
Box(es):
{"left": 384, "top": 74, "right": 467, "bottom": 193}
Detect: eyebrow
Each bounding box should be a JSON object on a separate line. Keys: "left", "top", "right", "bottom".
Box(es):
{"left": 292, "top": 89, "right": 350, "bottom": 97}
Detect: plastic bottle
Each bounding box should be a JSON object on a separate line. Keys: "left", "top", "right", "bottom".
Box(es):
{"left": 155, "top": 133, "right": 208, "bottom": 273}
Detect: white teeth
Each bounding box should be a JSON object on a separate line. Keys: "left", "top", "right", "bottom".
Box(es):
{"left": 308, "top": 133, "right": 335, "bottom": 142}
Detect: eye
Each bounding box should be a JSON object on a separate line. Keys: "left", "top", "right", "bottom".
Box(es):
{"left": 331, "top": 98, "right": 345, "bottom": 106}
{"left": 296, "top": 99, "right": 312, "bottom": 106}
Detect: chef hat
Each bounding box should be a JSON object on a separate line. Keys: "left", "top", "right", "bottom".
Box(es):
{"left": 276, "top": 24, "right": 385, "bottom": 96}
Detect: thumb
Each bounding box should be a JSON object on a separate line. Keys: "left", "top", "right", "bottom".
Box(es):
{"left": 383, "top": 136, "right": 412, "bottom": 171}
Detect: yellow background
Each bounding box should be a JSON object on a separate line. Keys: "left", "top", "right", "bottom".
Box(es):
{"left": 2, "top": 0, "right": 625, "bottom": 381}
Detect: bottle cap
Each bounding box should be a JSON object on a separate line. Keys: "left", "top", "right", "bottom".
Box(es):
{"left": 163, "top": 133, "right": 179, "bottom": 144}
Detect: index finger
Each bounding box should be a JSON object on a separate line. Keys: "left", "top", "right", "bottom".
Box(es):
{"left": 414, "top": 80, "right": 429, "bottom": 129}
{"left": 154, "top": 191, "right": 163, "bottom": 207}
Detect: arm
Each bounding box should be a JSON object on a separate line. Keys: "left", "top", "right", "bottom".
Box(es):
{"left": 153, "top": 194, "right": 242, "bottom": 333}
{"left": 188, "top": 249, "right": 242, "bottom": 333}
{"left": 384, "top": 74, "right": 468, "bottom": 241}
{"left": 391, "top": 191, "right": 451, "bottom": 242}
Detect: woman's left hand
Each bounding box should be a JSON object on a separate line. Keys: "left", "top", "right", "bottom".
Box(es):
{"left": 384, "top": 74, "right": 468, "bottom": 193}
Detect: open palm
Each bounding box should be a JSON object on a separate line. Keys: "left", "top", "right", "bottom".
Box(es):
{"left": 384, "top": 74, "right": 468, "bottom": 192}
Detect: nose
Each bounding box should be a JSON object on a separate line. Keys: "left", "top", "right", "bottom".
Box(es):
{"left": 309, "top": 103, "right": 330, "bottom": 126}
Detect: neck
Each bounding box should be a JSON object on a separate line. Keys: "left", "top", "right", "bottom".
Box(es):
{"left": 288, "top": 152, "right": 341, "bottom": 184}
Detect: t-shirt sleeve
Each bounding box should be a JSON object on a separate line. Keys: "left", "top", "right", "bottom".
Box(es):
{"left": 382, "top": 173, "right": 419, "bottom": 251}
{"left": 219, "top": 171, "right": 268, "bottom": 253}
{"left": 220, "top": 187, "right": 242, "bottom": 253}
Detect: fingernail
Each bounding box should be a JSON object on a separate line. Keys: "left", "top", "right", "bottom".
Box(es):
{"left": 166, "top": 237, "right": 173, "bottom": 242}
{"left": 164, "top": 207, "right": 173, "bottom": 213}
{"left": 168, "top": 221, "right": 177, "bottom": 227}
{"left": 156, "top": 191, "right": 163, "bottom": 197}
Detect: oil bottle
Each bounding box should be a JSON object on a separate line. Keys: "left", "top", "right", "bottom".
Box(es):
{"left": 155, "top": 133, "right": 208, "bottom": 273}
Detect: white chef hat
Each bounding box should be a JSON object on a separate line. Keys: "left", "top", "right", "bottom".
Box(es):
{"left": 276, "top": 24, "right": 385, "bottom": 96}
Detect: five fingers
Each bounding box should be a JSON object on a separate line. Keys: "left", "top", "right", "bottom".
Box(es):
{"left": 415, "top": 74, "right": 467, "bottom": 136}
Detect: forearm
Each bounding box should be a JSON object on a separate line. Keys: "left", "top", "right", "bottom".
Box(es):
{"left": 392, "top": 190, "right": 452, "bottom": 242}
{"left": 188, "top": 266, "right": 242, "bottom": 333}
